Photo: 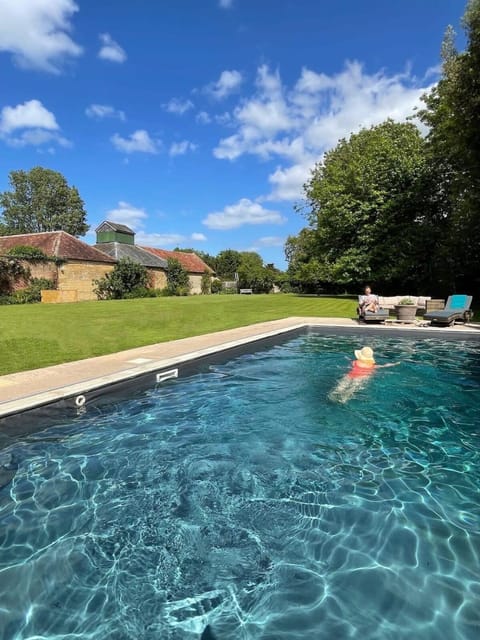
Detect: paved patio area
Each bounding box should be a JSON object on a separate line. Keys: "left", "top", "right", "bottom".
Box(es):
{"left": 0, "top": 317, "right": 478, "bottom": 418}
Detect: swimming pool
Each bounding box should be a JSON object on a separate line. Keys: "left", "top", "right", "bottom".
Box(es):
{"left": 0, "top": 332, "right": 479, "bottom": 639}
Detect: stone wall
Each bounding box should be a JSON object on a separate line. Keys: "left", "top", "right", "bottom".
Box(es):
{"left": 57, "top": 261, "right": 114, "bottom": 301}
{"left": 189, "top": 274, "right": 203, "bottom": 294}
{"left": 10, "top": 261, "right": 57, "bottom": 291}
{"left": 42, "top": 290, "right": 78, "bottom": 303}
{"left": 148, "top": 268, "right": 167, "bottom": 290}
{"left": 8, "top": 259, "right": 172, "bottom": 301}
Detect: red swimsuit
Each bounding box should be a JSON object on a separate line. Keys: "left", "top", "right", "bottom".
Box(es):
{"left": 348, "top": 361, "right": 375, "bottom": 378}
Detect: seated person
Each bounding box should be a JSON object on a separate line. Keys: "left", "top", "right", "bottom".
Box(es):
{"left": 358, "top": 286, "right": 380, "bottom": 315}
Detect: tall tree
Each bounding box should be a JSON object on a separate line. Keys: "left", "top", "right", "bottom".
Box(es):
{"left": 237, "top": 251, "right": 274, "bottom": 293}
{"left": 215, "top": 249, "right": 242, "bottom": 279}
{"left": 285, "top": 228, "right": 326, "bottom": 293}
{"left": 419, "top": 0, "right": 480, "bottom": 295}
{"left": 0, "top": 167, "right": 89, "bottom": 237}
{"left": 301, "top": 120, "right": 428, "bottom": 291}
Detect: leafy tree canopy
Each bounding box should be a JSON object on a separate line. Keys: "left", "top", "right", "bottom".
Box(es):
{"left": 237, "top": 251, "right": 275, "bottom": 293}
{"left": 0, "top": 167, "right": 89, "bottom": 237}
{"left": 215, "top": 249, "right": 242, "bottom": 279}
{"left": 418, "top": 0, "right": 480, "bottom": 293}
{"left": 286, "top": 1, "right": 480, "bottom": 297}
{"left": 285, "top": 229, "right": 326, "bottom": 293}
{"left": 301, "top": 119, "right": 428, "bottom": 290}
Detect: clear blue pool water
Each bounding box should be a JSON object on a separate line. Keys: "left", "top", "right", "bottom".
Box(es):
{"left": 0, "top": 333, "right": 479, "bottom": 640}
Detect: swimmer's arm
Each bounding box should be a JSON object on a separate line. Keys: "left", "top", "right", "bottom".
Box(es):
{"left": 376, "top": 362, "right": 401, "bottom": 368}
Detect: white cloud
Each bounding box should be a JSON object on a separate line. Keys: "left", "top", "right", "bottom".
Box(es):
{"left": 98, "top": 33, "right": 127, "bottom": 63}
{"left": 207, "top": 70, "right": 243, "bottom": 100}
{"left": 203, "top": 198, "right": 286, "bottom": 230}
{"left": 191, "top": 232, "right": 206, "bottom": 241}
{"left": 0, "top": 0, "right": 82, "bottom": 73}
{"left": 0, "top": 99, "right": 58, "bottom": 134}
{"left": 163, "top": 98, "right": 194, "bottom": 115}
{"left": 258, "top": 236, "right": 285, "bottom": 247}
{"left": 266, "top": 161, "right": 314, "bottom": 202}
{"left": 8, "top": 129, "right": 71, "bottom": 148}
{"left": 196, "top": 111, "right": 211, "bottom": 124}
{"left": 213, "top": 65, "right": 292, "bottom": 160}
{"left": 169, "top": 140, "right": 197, "bottom": 156}
{"left": 0, "top": 99, "right": 70, "bottom": 148}
{"left": 136, "top": 232, "right": 187, "bottom": 247}
{"left": 219, "top": 0, "right": 234, "bottom": 8}
{"left": 215, "top": 112, "right": 232, "bottom": 125}
{"left": 424, "top": 64, "right": 441, "bottom": 80}
{"left": 111, "top": 129, "right": 158, "bottom": 154}
{"left": 105, "top": 201, "right": 147, "bottom": 231}
{"left": 213, "top": 61, "right": 434, "bottom": 201}
{"left": 86, "top": 104, "right": 125, "bottom": 121}
{"left": 294, "top": 67, "right": 334, "bottom": 94}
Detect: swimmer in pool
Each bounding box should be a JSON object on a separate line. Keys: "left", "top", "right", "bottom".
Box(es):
{"left": 328, "top": 346, "right": 399, "bottom": 404}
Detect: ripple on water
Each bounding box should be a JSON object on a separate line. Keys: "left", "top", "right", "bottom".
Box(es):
{"left": 0, "top": 334, "right": 479, "bottom": 639}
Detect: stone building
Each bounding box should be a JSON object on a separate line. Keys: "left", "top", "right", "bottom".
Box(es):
{"left": 94, "top": 221, "right": 213, "bottom": 294}
{"left": 93, "top": 221, "right": 168, "bottom": 289}
{"left": 0, "top": 221, "right": 214, "bottom": 301}
{"left": 0, "top": 231, "right": 115, "bottom": 302}
{"left": 141, "top": 247, "right": 214, "bottom": 294}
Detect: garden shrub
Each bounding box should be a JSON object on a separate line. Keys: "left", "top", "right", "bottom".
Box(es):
{"left": 0, "top": 256, "right": 31, "bottom": 294}
{"left": 0, "top": 278, "right": 55, "bottom": 304}
{"left": 166, "top": 258, "right": 190, "bottom": 296}
{"left": 210, "top": 279, "right": 223, "bottom": 294}
{"left": 123, "top": 286, "right": 158, "bottom": 299}
{"left": 6, "top": 246, "right": 49, "bottom": 261}
{"left": 94, "top": 259, "right": 149, "bottom": 300}
{"left": 201, "top": 270, "right": 212, "bottom": 294}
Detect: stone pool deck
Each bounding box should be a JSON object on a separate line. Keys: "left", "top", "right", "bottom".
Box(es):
{"left": 0, "top": 317, "right": 478, "bottom": 419}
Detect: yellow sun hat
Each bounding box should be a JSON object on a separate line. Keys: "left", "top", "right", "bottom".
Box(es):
{"left": 354, "top": 346, "right": 375, "bottom": 364}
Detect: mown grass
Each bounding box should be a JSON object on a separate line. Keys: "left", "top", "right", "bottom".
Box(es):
{"left": 0, "top": 294, "right": 357, "bottom": 375}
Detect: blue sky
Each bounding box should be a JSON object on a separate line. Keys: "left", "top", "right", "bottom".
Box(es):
{"left": 0, "top": 0, "right": 467, "bottom": 269}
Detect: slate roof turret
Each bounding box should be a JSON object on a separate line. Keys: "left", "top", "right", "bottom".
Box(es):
{"left": 95, "top": 221, "right": 135, "bottom": 235}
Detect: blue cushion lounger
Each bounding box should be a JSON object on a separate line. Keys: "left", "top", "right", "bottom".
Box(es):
{"left": 424, "top": 294, "right": 473, "bottom": 326}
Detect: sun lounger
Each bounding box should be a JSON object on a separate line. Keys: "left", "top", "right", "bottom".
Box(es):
{"left": 423, "top": 294, "right": 473, "bottom": 326}
{"left": 357, "top": 295, "right": 389, "bottom": 323}
{"left": 362, "top": 308, "right": 389, "bottom": 323}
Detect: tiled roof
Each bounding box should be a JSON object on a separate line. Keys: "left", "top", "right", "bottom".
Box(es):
{"left": 95, "top": 221, "right": 135, "bottom": 234}
{"left": 93, "top": 242, "right": 168, "bottom": 269}
{"left": 0, "top": 231, "right": 116, "bottom": 263}
{"left": 140, "top": 247, "right": 213, "bottom": 273}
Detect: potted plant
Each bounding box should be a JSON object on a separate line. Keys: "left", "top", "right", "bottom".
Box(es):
{"left": 394, "top": 297, "right": 417, "bottom": 323}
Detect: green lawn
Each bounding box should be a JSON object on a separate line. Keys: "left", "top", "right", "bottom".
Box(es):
{"left": 0, "top": 294, "right": 357, "bottom": 375}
